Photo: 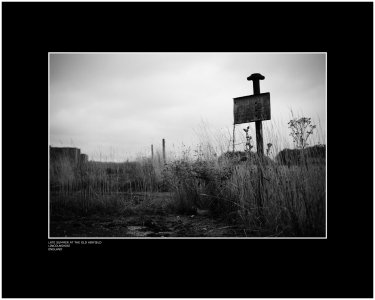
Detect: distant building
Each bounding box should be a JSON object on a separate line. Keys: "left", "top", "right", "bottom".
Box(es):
{"left": 50, "top": 146, "right": 86, "bottom": 165}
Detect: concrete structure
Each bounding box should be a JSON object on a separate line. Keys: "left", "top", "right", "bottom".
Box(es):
{"left": 50, "top": 146, "right": 88, "bottom": 164}
{"left": 80, "top": 153, "right": 88, "bottom": 163}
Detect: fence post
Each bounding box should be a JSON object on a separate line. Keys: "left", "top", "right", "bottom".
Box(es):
{"left": 232, "top": 124, "right": 236, "bottom": 153}
{"left": 162, "top": 138, "right": 166, "bottom": 164}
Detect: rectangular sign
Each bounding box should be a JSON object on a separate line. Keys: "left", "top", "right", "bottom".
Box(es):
{"left": 233, "top": 92, "right": 271, "bottom": 124}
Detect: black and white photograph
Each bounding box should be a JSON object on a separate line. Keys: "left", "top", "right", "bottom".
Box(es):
{"left": 49, "top": 52, "right": 326, "bottom": 238}
{"left": 2, "top": 1, "right": 373, "bottom": 298}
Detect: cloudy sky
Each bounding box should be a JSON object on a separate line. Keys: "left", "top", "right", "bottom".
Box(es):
{"left": 49, "top": 53, "right": 326, "bottom": 161}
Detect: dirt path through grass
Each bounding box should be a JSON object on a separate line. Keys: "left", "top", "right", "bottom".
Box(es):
{"left": 50, "top": 192, "right": 251, "bottom": 237}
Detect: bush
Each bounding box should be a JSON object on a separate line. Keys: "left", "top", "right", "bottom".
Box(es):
{"left": 162, "top": 158, "right": 233, "bottom": 214}
{"left": 275, "top": 145, "right": 326, "bottom": 166}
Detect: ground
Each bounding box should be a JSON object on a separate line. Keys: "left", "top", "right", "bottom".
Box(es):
{"left": 50, "top": 192, "right": 252, "bottom": 237}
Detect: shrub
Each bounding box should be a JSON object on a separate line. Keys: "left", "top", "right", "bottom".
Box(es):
{"left": 275, "top": 145, "right": 326, "bottom": 166}
{"left": 162, "top": 158, "right": 233, "bottom": 214}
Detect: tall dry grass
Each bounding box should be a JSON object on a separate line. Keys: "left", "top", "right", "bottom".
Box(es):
{"left": 49, "top": 154, "right": 166, "bottom": 216}
{"left": 161, "top": 149, "right": 325, "bottom": 236}
{"left": 50, "top": 116, "right": 326, "bottom": 237}
{"left": 161, "top": 117, "right": 326, "bottom": 237}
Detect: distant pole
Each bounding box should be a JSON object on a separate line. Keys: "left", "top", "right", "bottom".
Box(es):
{"left": 162, "top": 138, "right": 166, "bottom": 163}
{"left": 232, "top": 124, "right": 235, "bottom": 153}
{"left": 151, "top": 144, "right": 154, "bottom": 160}
{"left": 247, "top": 73, "right": 265, "bottom": 157}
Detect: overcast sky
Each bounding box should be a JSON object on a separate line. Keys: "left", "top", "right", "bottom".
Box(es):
{"left": 49, "top": 53, "right": 326, "bottom": 161}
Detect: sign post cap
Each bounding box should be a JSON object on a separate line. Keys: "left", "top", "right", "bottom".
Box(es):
{"left": 247, "top": 73, "right": 265, "bottom": 81}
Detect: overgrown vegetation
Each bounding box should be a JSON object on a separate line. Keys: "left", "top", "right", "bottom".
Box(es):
{"left": 49, "top": 157, "right": 165, "bottom": 216}
{"left": 162, "top": 149, "right": 325, "bottom": 236}
{"left": 50, "top": 116, "right": 326, "bottom": 237}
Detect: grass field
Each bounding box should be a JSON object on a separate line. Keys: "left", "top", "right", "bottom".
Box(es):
{"left": 49, "top": 143, "right": 326, "bottom": 237}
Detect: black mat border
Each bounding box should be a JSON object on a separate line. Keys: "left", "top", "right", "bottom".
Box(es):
{"left": 2, "top": 2, "right": 373, "bottom": 298}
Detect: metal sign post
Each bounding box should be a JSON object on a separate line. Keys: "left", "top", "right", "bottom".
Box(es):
{"left": 248, "top": 73, "right": 265, "bottom": 157}
{"left": 233, "top": 73, "right": 270, "bottom": 158}
{"left": 233, "top": 73, "right": 270, "bottom": 220}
